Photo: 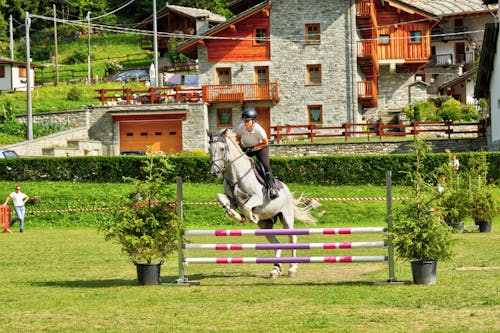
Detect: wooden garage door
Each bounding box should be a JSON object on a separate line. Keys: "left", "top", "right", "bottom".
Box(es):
{"left": 119, "top": 120, "right": 182, "bottom": 153}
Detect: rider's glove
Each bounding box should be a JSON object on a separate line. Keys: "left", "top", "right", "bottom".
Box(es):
{"left": 244, "top": 146, "right": 254, "bottom": 153}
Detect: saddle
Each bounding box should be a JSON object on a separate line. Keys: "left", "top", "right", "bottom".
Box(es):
{"left": 251, "top": 159, "right": 282, "bottom": 190}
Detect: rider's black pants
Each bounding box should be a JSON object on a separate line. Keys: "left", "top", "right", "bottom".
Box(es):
{"left": 247, "top": 146, "right": 271, "bottom": 174}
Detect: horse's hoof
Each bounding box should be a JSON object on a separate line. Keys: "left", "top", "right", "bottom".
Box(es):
{"left": 269, "top": 272, "right": 279, "bottom": 279}
{"left": 250, "top": 215, "right": 258, "bottom": 224}
{"left": 288, "top": 270, "right": 297, "bottom": 278}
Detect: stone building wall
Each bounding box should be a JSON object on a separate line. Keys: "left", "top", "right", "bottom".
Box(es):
{"left": 270, "top": 0, "right": 358, "bottom": 125}
{"left": 377, "top": 67, "right": 415, "bottom": 110}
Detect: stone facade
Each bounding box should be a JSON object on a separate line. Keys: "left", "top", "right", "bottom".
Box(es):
{"left": 377, "top": 67, "right": 415, "bottom": 110}
{"left": 269, "top": 0, "right": 358, "bottom": 125}
{"left": 88, "top": 104, "right": 209, "bottom": 155}
{"left": 197, "top": 0, "right": 359, "bottom": 132}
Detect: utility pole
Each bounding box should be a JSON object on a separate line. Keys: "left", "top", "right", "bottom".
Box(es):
{"left": 153, "top": 0, "right": 159, "bottom": 87}
{"left": 87, "top": 11, "right": 91, "bottom": 85}
{"left": 54, "top": 4, "right": 59, "bottom": 85}
{"left": 25, "top": 12, "right": 33, "bottom": 141}
{"left": 9, "top": 15, "right": 14, "bottom": 59}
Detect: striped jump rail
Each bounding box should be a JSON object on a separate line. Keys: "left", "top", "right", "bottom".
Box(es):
{"left": 183, "top": 227, "right": 385, "bottom": 237}
{"left": 180, "top": 227, "right": 391, "bottom": 271}
{"left": 184, "top": 256, "right": 388, "bottom": 264}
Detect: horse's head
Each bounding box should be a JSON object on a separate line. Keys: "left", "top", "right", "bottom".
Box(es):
{"left": 207, "top": 129, "right": 228, "bottom": 178}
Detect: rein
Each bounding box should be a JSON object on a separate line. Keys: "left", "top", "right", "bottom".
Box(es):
{"left": 209, "top": 135, "right": 254, "bottom": 189}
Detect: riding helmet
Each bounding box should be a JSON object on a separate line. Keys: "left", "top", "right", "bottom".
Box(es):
{"left": 241, "top": 108, "right": 258, "bottom": 120}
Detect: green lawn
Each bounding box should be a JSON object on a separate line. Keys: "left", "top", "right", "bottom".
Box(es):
{"left": 0, "top": 181, "right": 498, "bottom": 332}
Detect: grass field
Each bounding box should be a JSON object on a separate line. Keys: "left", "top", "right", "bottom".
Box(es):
{"left": 0, "top": 182, "right": 498, "bottom": 332}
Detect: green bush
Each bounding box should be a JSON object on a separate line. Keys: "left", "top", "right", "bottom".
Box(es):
{"left": 460, "top": 104, "right": 479, "bottom": 121}
{"left": 438, "top": 99, "right": 462, "bottom": 121}
{"left": 66, "top": 87, "right": 84, "bottom": 101}
{"left": 66, "top": 50, "right": 86, "bottom": 64}
{"left": 1, "top": 152, "right": 498, "bottom": 185}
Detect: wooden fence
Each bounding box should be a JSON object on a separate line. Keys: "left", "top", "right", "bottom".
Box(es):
{"left": 94, "top": 86, "right": 201, "bottom": 105}
{"left": 271, "top": 120, "right": 485, "bottom": 142}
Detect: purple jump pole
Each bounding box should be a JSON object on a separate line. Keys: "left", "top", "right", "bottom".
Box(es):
{"left": 184, "top": 227, "right": 385, "bottom": 237}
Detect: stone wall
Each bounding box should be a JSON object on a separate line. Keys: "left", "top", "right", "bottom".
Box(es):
{"left": 269, "top": 137, "right": 487, "bottom": 157}
{"left": 3, "top": 127, "right": 89, "bottom": 157}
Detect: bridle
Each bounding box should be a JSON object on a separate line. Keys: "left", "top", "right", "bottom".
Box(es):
{"left": 209, "top": 134, "right": 252, "bottom": 179}
{"left": 208, "top": 134, "right": 228, "bottom": 175}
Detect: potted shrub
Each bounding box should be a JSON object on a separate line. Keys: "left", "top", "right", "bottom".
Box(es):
{"left": 100, "top": 148, "right": 180, "bottom": 285}
{"left": 391, "top": 140, "right": 455, "bottom": 285}
{"left": 468, "top": 152, "right": 498, "bottom": 232}
{"left": 470, "top": 188, "right": 498, "bottom": 232}
{"left": 438, "top": 187, "right": 470, "bottom": 232}
{"left": 434, "top": 151, "right": 469, "bottom": 232}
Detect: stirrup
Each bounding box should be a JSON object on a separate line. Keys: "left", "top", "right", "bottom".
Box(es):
{"left": 268, "top": 188, "right": 279, "bottom": 200}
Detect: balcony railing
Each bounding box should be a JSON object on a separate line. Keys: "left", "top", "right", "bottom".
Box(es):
{"left": 202, "top": 83, "right": 279, "bottom": 105}
{"left": 429, "top": 52, "right": 476, "bottom": 66}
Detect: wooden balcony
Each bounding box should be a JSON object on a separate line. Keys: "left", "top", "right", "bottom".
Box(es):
{"left": 357, "top": 80, "right": 378, "bottom": 108}
{"left": 202, "top": 83, "right": 279, "bottom": 105}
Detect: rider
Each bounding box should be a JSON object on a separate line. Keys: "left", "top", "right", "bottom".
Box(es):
{"left": 236, "top": 107, "right": 279, "bottom": 199}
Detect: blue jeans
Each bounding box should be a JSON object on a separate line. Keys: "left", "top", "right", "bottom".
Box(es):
{"left": 14, "top": 205, "right": 26, "bottom": 231}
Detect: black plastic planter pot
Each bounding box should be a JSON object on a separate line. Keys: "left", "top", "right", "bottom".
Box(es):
{"left": 477, "top": 221, "right": 492, "bottom": 233}
{"left": 135, "top": 263, "right": 161, "bottom": 285}
{"left": 411, "top": 260, "right": 437, "bottom": 285}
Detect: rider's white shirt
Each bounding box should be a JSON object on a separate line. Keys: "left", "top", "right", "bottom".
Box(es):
{"left": 236, "top": 123, "right": 267, "bottom": 147}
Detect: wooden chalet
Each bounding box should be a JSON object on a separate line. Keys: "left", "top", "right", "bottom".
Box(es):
{"left": 135, "top": 4, "right": 226, "bottom": 55}
{"left": 178, "top": 2, "right": 277, "bottom": 107}
{"left": 356, "top": 0, "right": 437, "bottom": 108}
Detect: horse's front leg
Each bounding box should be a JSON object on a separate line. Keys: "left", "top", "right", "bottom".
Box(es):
{"left": 216, "top": 193, "right": 243, "bottom": 223}
{"left": 241, "top": 193, "right": 263, "bottom": 224}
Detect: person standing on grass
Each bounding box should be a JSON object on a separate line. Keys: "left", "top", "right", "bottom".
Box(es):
{"left": 3, "top": 185, "right": 29, "bottom": 233}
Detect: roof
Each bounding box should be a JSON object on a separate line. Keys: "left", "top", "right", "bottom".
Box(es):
{"left": 136, "top": 4, "right": 226, "bottom": 28}
{"left": 228, "top": 0, "right": 265, "bottom": 15}
{"left": 177, "top": 1, "right": 270, "bottom": 58}
{"left": 474, "top": 23, "right": 499, "bottom": 98}
{"left": 438, "top": 69, "right": 476, "bottom": 90}
{"left": 392, "top": 0, "right": 497, "bottom": 17}
{"left": 0, "top": 57, "right": 36, "bottom": 67}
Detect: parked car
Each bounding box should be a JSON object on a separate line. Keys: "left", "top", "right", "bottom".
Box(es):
{"left": 109, "top": 70, "right": 149, "bottom": 82}
{"left": 0, "top": 150, "right": 19, "bottom": 158}
{"left": 119, "top": 150, "right": 147, "bottom": 156}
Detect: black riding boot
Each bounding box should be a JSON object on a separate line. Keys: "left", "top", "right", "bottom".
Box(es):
{"left": 265, "top": 172, "right": 279, "bottom": 200}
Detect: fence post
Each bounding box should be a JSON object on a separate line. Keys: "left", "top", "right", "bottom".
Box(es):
{"left": 386, "top": 170, "right": 397, "bottom": 282}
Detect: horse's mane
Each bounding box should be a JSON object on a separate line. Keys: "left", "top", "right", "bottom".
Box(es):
{"left": 224, "top": 129, "right": 244, "bottom": 153}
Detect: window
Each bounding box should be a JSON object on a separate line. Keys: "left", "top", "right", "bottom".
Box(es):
{"left": 410, "top": 31, "right": 422, "bottom": 43}
{"left": 379, "top": 34, "right": 390, "bottom": 44}
{"left": 18, "top": 66, "right": 27, "bottom": 78}
{"left": 0, "top": 65, "right": 4, "bottom": 78}
{"left": 254, "top": 28, "right": 268, "bottom": 45}
{"left": 255, "top": 67, "right": 269, "bottom": 84}
{"left": 217, "top": 108, "right": 232, "bottom": 127}
{"left": 306, "top": 64, "right": 322, "bottom": 85}
{"left": 305, "top": 24, "right": 320, "bottom": 44}
{"left": 217, "top": 68, "right": 231, "bottom": 85}
{"left": 308, "top": 105, "right": 323, "bottom": 124}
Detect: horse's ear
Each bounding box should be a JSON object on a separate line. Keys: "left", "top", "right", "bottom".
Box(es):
{"left": 221, "top": 128, "right": 228, "bottom": 137}
{"left": 206, "top": 129, "right": 212, "bottom": 139}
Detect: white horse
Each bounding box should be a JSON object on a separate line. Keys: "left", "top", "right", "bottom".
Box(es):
{"left": 207, "top": 129, "right": 317, "bottom": 278}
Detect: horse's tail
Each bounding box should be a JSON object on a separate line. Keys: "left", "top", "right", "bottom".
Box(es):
{"left": 292, "top": 194, "right": 320, "bottom": 225}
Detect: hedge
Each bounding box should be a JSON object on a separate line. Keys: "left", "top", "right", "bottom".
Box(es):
{"left": 0, "top": 152, "right": 498, "bottom": 185}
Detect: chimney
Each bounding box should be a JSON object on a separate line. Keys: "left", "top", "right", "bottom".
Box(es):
{"left": 196, "top": 16, "right": 209, "bottom": 34}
